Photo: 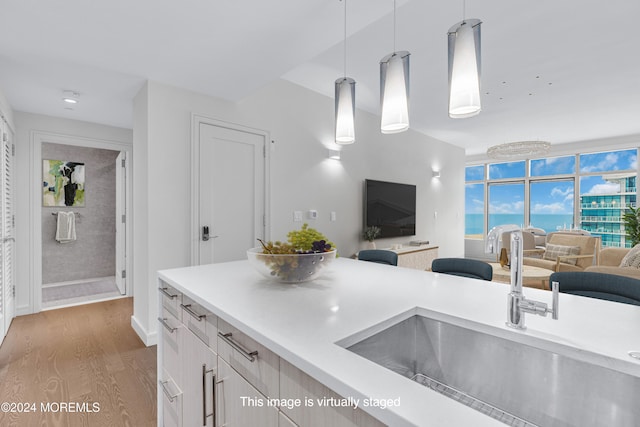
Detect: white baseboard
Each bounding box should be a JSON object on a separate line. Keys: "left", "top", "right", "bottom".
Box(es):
{"left": 131, "top": 315, "right": 157, "bottom": 347}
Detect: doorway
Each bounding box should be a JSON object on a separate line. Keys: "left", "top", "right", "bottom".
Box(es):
{"left": 40, "top": 143, "right": 126, "bottom": 308}
{"left": 29, "top": 131, "right": 131, "bottom": 314}
{"left": 191, "top": 116, "right": 269, "bottom": 265}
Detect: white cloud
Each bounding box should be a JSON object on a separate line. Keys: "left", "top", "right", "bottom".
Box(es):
{"left": 489, "top": 201, "right": 524, "bottom": 214}
{"left": 531, "top": 202, "right": 570, "bottom": 214}
{"left": 581, "top": 153, "right": 619, "bottom": 172}
{"left": 629, "top": 154, "right": 637, "bottom": 170}
{"left": 586, "top": 182, "right": 620, "bottom": 194}
{"left": 551, "top": 187, "right": 572, "bottom": 197}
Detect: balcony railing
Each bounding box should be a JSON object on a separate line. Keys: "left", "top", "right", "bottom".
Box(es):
{"left": 580, "top": 216, "right": 622, "bottom": 223}
{"left": 580, "top": 202, "right": 636, "bottom": 209}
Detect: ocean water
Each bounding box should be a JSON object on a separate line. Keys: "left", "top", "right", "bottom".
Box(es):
{"left": 466, "top": 214, "right": 576, "bottom": 235}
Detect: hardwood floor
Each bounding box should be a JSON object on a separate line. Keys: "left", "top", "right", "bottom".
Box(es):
{"left": 0, "top": 298, "right": 156, "bottom": 426}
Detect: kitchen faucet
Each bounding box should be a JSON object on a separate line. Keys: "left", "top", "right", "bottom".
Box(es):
{"left": 486, "top": 225, "right": 559, "bottom": 329}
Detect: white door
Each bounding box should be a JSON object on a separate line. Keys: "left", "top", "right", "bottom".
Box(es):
{"left": 1, "top": 121, "right": 14, "bottom": 343}
{"left": 198, "top": 122, "right": 266, "bottom": 264}
{"left": 115, "top": 151, "right": 126, "bottom": 294}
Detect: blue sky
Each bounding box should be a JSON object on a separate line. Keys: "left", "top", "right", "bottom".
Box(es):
{"left": 465, "top": 149, "right": 637, "bottom": 215}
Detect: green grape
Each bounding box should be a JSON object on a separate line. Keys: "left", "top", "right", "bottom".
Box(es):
{"left": 286, "top": 224, "right": 335, "bottom": 252}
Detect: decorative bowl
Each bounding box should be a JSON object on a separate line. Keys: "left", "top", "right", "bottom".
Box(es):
{"left": 247, "top": 247, "right": 336, "bottom": 283}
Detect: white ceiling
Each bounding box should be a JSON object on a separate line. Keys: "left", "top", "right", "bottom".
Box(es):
{"left": 1, "top": 0, "right": 638, "bottom": 155}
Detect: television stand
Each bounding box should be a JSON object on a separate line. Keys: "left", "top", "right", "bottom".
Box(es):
{"left": 386, "top": 244, "right": 439, "bottom": 271}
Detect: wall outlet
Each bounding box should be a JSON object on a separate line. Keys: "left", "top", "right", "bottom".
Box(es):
{"left": 330, "top": 211, "right": 337, "bottom": 222}
{"left": 308, "top": 210, "right": 318, "bottom": 220}
{"left": 293, "top": 211, "right": 302, "bottom": 222}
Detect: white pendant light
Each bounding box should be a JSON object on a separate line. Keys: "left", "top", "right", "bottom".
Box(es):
{"left": 380, "top": 0, "right": 410, "bottom": 134}
{"left": 380, "top": 52, "right": 410, "bottom": 134}
{"left": 335, "top": 77, "right": 355, "bottom": 144}
{"left": 448, "top": 18, "right": 482, "bottom": 118}
{"left": 335, "top": 0, "right": 356, "bottom": 144}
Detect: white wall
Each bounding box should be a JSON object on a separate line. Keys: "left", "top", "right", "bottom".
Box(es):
{"left": 14, "top": 112, "right": 132, "bottom": 314}
{"left": 0, "top": 89, "right": 14, "bottom": 131}
{"left": 133, "top": 79, "right": 465, "bottom": 345}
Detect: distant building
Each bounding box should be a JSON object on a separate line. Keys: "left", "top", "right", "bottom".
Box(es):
{"left": 580, "top": 173, "right": 636, "bottom": 248}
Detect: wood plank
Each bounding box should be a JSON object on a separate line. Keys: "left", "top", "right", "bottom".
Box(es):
{"left": 0, "top": 298, "right": 156, "bottom": 426}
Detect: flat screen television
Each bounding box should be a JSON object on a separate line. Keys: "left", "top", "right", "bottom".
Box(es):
{"left": 364, "top": 179, "right": 416, "bottom": 238}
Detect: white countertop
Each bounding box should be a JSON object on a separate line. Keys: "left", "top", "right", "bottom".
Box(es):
{"left": 158, "top": 258, "right": 640, "bottom": 427}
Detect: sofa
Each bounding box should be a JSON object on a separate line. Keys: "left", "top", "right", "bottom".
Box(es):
{"left": 523, "top": 233, "right": 597, "bottom": 272}
{"left": 584, "top": 247, "right": 640, "bottom": 280}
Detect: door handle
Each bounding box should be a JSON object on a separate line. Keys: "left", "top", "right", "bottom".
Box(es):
{"left": 202, "top": 226, "right": 218, "bottom": 242}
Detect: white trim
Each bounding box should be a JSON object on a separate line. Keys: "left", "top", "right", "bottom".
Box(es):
{"left": 190, "top": 114, "right": 271, "bottom": 266}
{"left": 29, "top": 130, "right": 133, "bottom": 314}
{"left": 41, "top": 275, "right": 115, "bottom": 288}
{"left": 131, "top": 314, "right": 157, "bottom": 346}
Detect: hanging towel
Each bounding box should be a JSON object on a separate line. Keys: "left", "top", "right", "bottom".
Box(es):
{"left": 55, "top": 212, "right": 77, "bottom": 243}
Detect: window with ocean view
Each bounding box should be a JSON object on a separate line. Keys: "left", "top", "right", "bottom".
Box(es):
{"left": 530, "top": 180, "right": 574, "bottom": 231}
{"left": 488, "top": 182, "right": 524, "bottom": 231}
{"left": 465, "top": 148, "right": 638, "bottom": 246}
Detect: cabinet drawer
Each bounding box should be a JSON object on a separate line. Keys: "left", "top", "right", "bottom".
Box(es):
{"left": 159, "top": 280, "right": 182, "bottom": 321}
{"left": 181, "top": 295, "right": 218, "bottom": 351}
{"left": 217, "top": 318, "right": 280, "bottom": 399}
{"left": 159, "top": 306, "right": 182, "bottom": 385}
{"left": 279, "top": 359, "right": 386, "bottom": 427}
{"left": 159, "top": 376, "right": 182, "bottom": 427}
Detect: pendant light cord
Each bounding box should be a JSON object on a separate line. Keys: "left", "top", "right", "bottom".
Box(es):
{"left": 393, "top": 0, "right": 396, "bottom": 53}
{"left": 462, "top": 0, "right": 466, "bottom": 22}
{"left": 343, "top": 0, "right": 347, "bottom": 78}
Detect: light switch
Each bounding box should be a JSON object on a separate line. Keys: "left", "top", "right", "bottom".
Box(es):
{"left": 330, "top": 211, "right": 337, "bottom": 222}
{"left": 293, "top": 211, "right": 302, "bottom": 222}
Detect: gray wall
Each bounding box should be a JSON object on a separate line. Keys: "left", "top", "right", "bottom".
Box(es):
{"left": 42, "top": 143, "right": 119, "bottom": 284}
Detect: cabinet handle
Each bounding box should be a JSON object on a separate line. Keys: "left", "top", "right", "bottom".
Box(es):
{"left": 159, "top": 287, "right": 178, "bottom": 299}
{"left": 218, "top": 332, "right": 258, "bottom": 362}
{"left": 202, "top": 364, "right": 215, "bottom": 426}
{"left": 157, "top": 317, "right": 177, "bottom": 333}
{"left": 212, "top": 374, "right": 217, "bottom": 427}
{"left": 181, "top": 303, "right": 206, "bottom": 321}
{"left": 160, "top": 380, "right": 178, "bottom": 403}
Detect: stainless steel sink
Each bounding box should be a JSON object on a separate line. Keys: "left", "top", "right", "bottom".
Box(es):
{"left": 343, "top": 314, "right": 640, "bottom": 427}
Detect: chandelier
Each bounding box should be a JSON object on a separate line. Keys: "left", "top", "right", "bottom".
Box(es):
{"left": 486, "top": 141, "right": 551, "bottom": 160}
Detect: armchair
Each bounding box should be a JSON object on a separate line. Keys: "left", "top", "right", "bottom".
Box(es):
{"left": 499, "top": 231, "right": 544, "bottom": 264}
{"left": 585, "top": 247, "right": 640, "bottom": 280}
{"left": 523, "top": 233, "right": 596, "bottom": 272}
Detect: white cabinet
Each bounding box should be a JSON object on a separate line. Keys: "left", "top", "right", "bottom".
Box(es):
{"left": 182, "top": 330, "right": 217, "bottom": 427}
{"left": 217, "top": 357, "right": 279, "bottom": 427}
{"left": 217, "top": 318, "right": 279, "bottom": 399}
{"left": 158, "top": 281, "right": 387, "bottom": 427}
{"left": 158, "top": 283, "right": 218, "bottom": 427}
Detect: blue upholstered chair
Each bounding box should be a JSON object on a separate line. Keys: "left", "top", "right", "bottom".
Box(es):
{"left": 431, "top": 258, "right": 493, "bottom": 281}
{"left": 549, "top": 271, "right": 640, "bottom": 306}
{"left": 358, "top": 250, "right": 398, "bottom": 266}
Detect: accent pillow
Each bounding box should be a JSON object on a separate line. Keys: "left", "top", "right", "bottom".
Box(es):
{"left": 543, "top": 243, "right": 581, "bottom": 265}
{"left": 620, "top": 244, "right": 640, "bottom": 268}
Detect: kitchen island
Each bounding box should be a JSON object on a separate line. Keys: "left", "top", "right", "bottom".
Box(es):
{"left": 157, "top": 258, "right": 640, "bottom": 426}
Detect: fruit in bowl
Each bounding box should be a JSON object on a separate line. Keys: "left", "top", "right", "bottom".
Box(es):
{"left": 247, "top": 224, "right": 336, "bottom": 283}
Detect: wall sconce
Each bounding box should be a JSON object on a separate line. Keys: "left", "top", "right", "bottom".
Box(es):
{"left": 328, "top": 149, "right": 341, "bottom": 160}
{"left": 432, "top": 170, "right": 441, "bottom": 179}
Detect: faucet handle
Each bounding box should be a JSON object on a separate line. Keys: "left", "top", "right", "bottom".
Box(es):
{"left": 549, "top": 281, "right": 559, "bottom": 320}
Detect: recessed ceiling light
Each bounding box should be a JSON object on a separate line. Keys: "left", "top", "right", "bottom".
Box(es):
{"left": 62, "top": 90, "right": 79, "bottom": 105}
